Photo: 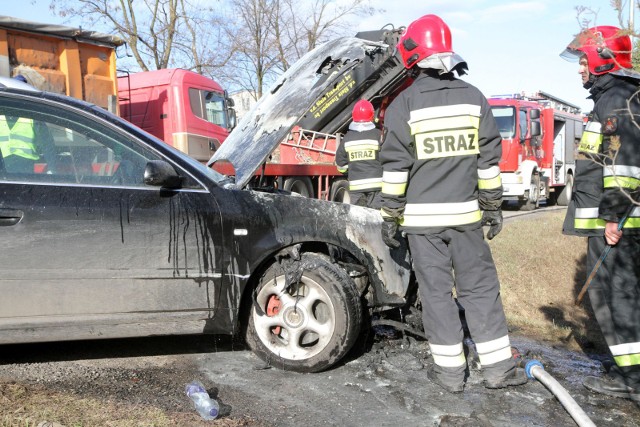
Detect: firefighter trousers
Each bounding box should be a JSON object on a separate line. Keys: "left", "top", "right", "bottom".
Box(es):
{"left": 350, "top": 190, "right": 382, "bottom": 209}
{"left": 408, "top": 228, "right": 515, "bottom": 386}
{"left": 587, "top": 234, "right": 640, "bottom": 388}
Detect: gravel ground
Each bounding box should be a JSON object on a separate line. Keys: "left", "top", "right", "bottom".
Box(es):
{"left": 1, "top": 330, "right": 639, "bottom": 426}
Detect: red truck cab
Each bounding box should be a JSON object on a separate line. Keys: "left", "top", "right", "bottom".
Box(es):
{"left": 489, "top": 98, "right": 542, "bottom": 174}
{"left": 118, "top": 68, "right": 236, "bottom": 162}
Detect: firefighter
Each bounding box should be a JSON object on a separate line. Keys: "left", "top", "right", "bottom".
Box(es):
{"left": 335, "top": 99, "right": 383, "bottom": 208}
{"left": 379, "top": 14, "right": 527, "bottom": 393}
{"left": 560, "top": 26, "right": 640, "bottom": 402}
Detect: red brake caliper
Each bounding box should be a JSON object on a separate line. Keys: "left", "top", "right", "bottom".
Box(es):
{"left": 266, "top": 295, "right": 282, "bottom": 335}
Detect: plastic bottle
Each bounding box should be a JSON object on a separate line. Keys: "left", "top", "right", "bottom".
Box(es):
{"left": 185, "top": 380, "right": 219, "bottom": 420}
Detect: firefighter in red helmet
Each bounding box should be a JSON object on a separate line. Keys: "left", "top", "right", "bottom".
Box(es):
{"left": 561, "top": 26, "right": 640, "bottom": 402}
{"left": 379, "top": 14, "right": 527, "bottom": 393}
{"left": 335, "top": 99, "right": 384, "bottom": 208}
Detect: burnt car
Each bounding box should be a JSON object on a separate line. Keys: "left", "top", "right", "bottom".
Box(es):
{"left": 0, "top": 36, "right": 412, "bottom": 373}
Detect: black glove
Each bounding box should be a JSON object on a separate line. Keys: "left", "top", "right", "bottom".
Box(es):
{"left": 381, "top": 219, "right": 401, "bottom": 249}
{"left": 481, "top": 209, "right": 503, "bottom": 240}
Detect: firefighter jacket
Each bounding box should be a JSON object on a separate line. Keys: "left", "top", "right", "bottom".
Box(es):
{"left": 335, "top": 123, "right": 383, "bottom": 193}
{"left": 379, "top": 71, "right": 503, "bottom": 234}
{"left": 563, "top": 73, "right": 640, "bottom": 236}
{"left": 0, "top": 116, "right": 38, "bottom": 161}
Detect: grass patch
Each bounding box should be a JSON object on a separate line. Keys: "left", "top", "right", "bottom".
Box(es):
{"left": 0, "top": 382, "right": 169, "bottom": 427}
{"left": 491, "top": 210, "right": 606, "bottom": 353}
{"left": 0, "top": 382, "right": 258, "bottom": 426}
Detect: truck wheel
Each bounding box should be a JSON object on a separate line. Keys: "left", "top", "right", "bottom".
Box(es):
{"left": 520, "top": 173, "right": 540, "bottom": 211}
{"left": 556, "top": 173, "right": 573, "bottom": 206}
{"left": 283, "top": 177, "right": 314, "bottom": 198}
{"left": 330, "top": 179, "right": 350, "bottom": 204}
{"left": 245, "top": 253, "right": 362, "bottom": 373}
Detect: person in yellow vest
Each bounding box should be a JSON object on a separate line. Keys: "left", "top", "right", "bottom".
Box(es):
{"left": 0, "top": 75, "right": 55, "bottom": 174}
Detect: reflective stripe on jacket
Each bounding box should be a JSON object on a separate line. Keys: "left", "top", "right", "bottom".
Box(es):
{"left": 380, "top": 72, "right": 503, "bottom": 233}
{"left": 0, "top": 116, "right": 38, "bottom": 161}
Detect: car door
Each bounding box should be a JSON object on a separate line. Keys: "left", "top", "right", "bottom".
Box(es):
{"left": 0, "top": 93, "right": 224, "bottom": 343}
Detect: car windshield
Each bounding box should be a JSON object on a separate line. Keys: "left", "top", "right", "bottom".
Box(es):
{"left": 491, "top": 106, "right": 516, "bottom": 139}
{"left": 129, "top": 124, "right": 230, "bottom": 184}
{"left": 87, "top": 102, "right": 232, "bottom": 185}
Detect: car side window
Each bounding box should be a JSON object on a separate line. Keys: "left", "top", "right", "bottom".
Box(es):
{"left": 0, "top": 97, "right": 162, "bottom": 186}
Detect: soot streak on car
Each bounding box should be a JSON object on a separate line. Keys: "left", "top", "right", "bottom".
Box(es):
{"left": 208, "top": 34, "right": 412, "bottom": 300}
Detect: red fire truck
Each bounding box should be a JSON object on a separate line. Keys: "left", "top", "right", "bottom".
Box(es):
{"left": 117, "top": 69, "right": 237, "bottom": 163}
{"left": 489, "top": 92, "right": 584, "bottom": 210}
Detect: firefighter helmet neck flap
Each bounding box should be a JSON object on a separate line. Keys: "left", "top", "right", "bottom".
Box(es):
{"left": 397, "top": 14, "right": 467, "bottom": 76}
{"left": 560, "top": 25, "right": 637, "bottom": 78}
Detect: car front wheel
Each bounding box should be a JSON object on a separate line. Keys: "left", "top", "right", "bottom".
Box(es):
{"left": 245, "top": 253, "right": 362, "bottom": 373}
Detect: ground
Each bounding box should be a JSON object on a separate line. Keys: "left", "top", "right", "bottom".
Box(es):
{"left": 1, "top": 331, "right": 639, "bottom": 427}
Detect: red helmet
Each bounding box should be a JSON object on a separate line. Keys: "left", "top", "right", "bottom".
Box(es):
{"left": 352, "top": 99, "right": 374, "bottom": 122}
{"left": 560, "top": 26, "right": 632, "bottom": 75}
{"left": 397, "top": 14, "right": 453, "bottom": 69}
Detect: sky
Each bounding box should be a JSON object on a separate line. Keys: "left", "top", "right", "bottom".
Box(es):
{"left": 1, "top": 0, "right": 631, "bottom": 112}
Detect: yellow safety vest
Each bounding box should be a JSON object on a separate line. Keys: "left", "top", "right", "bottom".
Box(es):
{"left": 0, "top": 116, "right": 38, "bottom": 160}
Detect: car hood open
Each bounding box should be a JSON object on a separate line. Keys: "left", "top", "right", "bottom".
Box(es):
{"left": 207, "top": 37, "right": 389, "bottom": 190}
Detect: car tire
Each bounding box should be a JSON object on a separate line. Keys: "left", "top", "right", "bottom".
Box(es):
{"left": 556, "top": 173, "right": 573, "bottom": 206}
{"left": 519, "top": 172, "right": 540, "bottom": 211}
{"left": 329, "top": 179, "right": 350, "bottom": 204}
{"left": 245, "top": 253, "right": 362, "bottom": 373}
{"left": 283, "top": 176, "right": 313, "bottom": 198}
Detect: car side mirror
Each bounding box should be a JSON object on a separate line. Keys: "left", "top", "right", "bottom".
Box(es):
{"left": 144, "top": 160, "right": 182, "bottom": 188}
{"left": 227, "top": 108, "right": 237, "bottom": 131}
{"left": 529, "top": 109, "right": 540, "bottom": 120}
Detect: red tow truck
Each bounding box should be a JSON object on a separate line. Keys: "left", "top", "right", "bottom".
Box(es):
{"left": 489, "top": 91, "right": 584, "bottom": 210}
{"left": 212, "top": 27, "right": 411, "bottom": 202}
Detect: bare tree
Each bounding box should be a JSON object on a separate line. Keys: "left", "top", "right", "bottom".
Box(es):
{"left": 212, "top": 0, "right": 281, "bottom": 100}
{"left": 274, "top": 0, "right": 375, "bottom": 72}
{"left": 216, "top": 0, "right": 375, "bottom": 100}
{"left": 50, "top": 0, "right": 226, "bottom": 73}
{"left": 48, "top": 0, "right": 375, "bottom": 97}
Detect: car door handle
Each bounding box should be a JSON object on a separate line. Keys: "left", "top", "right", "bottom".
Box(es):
{"left": 0, "top": 208, "right": 24, "bottom": 226}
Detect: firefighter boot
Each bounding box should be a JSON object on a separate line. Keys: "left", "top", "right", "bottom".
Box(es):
{"left": 583, "top": 375, "right": 640, "bottom": 402}
{"left": 427, "top": 366, "right": 464, "bottom": 393}
{"left": 484, "top": 367, "right": 528, "bottom": 389}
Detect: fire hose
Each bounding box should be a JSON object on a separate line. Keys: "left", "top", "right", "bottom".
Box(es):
{"left": 374, "top": 320, "right": 597, "bottom": 425}
{"left": 523, "top": 360, "right": 596, "bottom": 427}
